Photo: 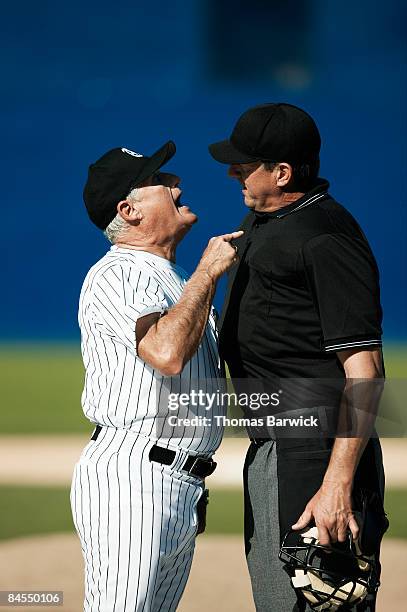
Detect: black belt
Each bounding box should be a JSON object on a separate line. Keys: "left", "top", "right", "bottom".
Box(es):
{"left": 149, "top": 445, "right": 217, "bottom": 479}
{"left": 90, "top": 425, "right": 217, "bottom": 479}
{"left": 91, "top": 425, "right": 102, "bottom": 440}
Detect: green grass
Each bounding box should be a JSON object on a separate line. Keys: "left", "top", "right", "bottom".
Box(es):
{"left": 0, "top": 343, "right": 405, "bottom": 435}
{"left": 205, "top": 488, "right": 244, "bottom": 534}
{"left": 0, "top": 486, "right": 75, "bottom": 540}
{"left": 384, "top": 488, "right": 407, "bottom": 539}
{"left": 0, "top": 345, "right": 90, "bottom": 434}
{"left": 0, "top": 486, "right": 404, "bottom": 542}
{"left": 0, "top": 486, "right": 244, "bottom": 541}
{"left": 383, "top": 345, "right": 407, "bottom": 378}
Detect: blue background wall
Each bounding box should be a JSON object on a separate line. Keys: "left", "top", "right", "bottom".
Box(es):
{"left": 2, "top": 0, "right": 406, "bottom": 340}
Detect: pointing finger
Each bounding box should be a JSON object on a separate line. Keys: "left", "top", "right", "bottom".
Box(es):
{"left": 222, "top": 231, "right": 244, "bottom": 241}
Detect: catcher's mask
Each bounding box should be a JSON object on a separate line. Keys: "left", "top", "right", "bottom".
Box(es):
{"left": 279, "top": 527, "right": 379, "bottom": 611}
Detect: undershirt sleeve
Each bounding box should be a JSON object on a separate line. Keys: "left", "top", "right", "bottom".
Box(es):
{"left": 301, "top": 233, "right": 383, "bottom": 352}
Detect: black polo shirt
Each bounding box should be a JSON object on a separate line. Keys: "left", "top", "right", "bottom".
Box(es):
{"left": 220, "top": 179, "right": 383, "bottom": 381}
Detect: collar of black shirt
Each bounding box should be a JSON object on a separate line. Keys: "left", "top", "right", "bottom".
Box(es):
{"left": 254, "top": 178, "right": 330, "bottom": 222}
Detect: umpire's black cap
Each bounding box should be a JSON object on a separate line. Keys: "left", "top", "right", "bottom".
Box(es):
{"left": 83, "top": 141, "right": 176, "bottom": 230}
{"left": 209, "top": 103, "right": 321, "bottom": 165}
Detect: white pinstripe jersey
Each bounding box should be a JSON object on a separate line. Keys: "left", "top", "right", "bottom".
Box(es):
{"left": 78, "top": 246, "right": 225, "bottom": 455}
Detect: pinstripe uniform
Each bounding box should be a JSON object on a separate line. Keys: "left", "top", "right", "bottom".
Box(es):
{"left": 70, "top": 246, "right": 224, "bottom": 611}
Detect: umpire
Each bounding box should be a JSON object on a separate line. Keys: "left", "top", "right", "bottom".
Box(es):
{"left": 209, "top": 103, "right": 386, "bottom": 611}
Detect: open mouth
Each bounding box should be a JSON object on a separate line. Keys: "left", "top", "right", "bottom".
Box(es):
{"left": 171, "top": 189, "right": 186, "bottom": 210}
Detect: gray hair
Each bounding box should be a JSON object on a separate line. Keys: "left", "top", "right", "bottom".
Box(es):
{"left": 103, "top": 187, "right": 141, "bottom": 244}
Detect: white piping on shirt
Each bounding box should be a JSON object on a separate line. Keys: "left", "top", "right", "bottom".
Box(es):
{"left": 324, "top": 339, "right": 382, "bottom": 352}
{"left": 276, "top": 191, "right": 327, "bottom": 218}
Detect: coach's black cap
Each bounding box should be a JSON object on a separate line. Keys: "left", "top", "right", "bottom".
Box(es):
{"left": 209, "top": 103, "right": 321, "bottom": 165}
{"left": 83, "top": 141, "right": 176, "bottom": 229}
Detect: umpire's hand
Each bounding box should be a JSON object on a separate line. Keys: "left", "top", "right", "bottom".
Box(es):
{"left": 291, "top": 481, "right": 359, "bottom": 546}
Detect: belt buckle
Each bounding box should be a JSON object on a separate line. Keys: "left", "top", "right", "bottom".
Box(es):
{"left": 205, "top": 458, "right": 217, "bottom": 476}
{"left": 187, "top": 456, "right": 200, "bottom": 476}
{"left": 187, "top": 457, "right": 216, "bottom": 478}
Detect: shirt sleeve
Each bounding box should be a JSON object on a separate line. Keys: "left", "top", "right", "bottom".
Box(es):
{"left": 91, "top": 262, "right": 168, "bottom": 354}
{"left": 301, "top": 233, "right": 383, "bottom": 352}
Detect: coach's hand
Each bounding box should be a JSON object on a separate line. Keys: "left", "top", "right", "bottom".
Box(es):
{"left": 291, "top": 481, "right": 359, "bottom": 546}
{"left": 197, "top": 231, "right": 244, "bottom": 280}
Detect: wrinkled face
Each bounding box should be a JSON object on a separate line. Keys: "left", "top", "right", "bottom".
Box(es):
{"left": 135, "top": 171, "right": 198, "bottom": 239}
{"left": 228, "top": 161, "right": 278, "bottom": 211}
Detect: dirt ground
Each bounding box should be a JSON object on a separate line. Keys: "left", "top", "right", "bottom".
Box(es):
{"left": 0, "top": 533, "right": 404, "bottom": 611}
{"left": 0, "top": 437, "right": 406, "bottom": 488}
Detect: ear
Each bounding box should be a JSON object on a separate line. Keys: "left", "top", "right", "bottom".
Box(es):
{"left": 275, "top": 163, "right": 293, "bottom": 188}
{"left": 117, "top": 200, "right": 143, "bottom": 223}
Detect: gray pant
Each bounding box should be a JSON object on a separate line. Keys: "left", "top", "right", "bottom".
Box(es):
{"left": 243, "top": 440, "right": 379, "bottom": 612}
{"left": 244, "top": 440, "right": 303, "bottom": 612}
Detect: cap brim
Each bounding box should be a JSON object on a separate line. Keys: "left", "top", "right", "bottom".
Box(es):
{"left": 208, "top": 139, "right": 259, "bottom": 164}
{"left": 134, "top": 140, "right": 176, "bottom": 186}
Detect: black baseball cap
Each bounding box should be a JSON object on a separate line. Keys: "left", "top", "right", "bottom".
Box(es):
{"left": 83, "top": 140, "right": 176, "bottom": 229}
{"left": 209, "top": 103, "right": 321, "bottom": 165}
